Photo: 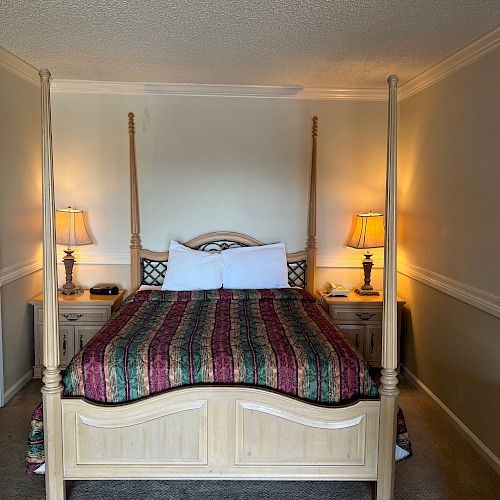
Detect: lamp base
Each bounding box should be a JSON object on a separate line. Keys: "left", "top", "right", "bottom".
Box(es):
{"left": 355, "top": 288, "right": 380, "bottom": 296}
{"left": 59, "top": 249, "right": 84, "bottom": 295}
{"left": 355, "top": 252, "right": 380, "bottom": 296}
{"left": 59, "top": 285, "right": 84, "bottom": 296}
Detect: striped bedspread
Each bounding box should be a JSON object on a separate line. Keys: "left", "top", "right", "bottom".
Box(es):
{"left": 63, "top": 288, "right": 377, "bottom": 404}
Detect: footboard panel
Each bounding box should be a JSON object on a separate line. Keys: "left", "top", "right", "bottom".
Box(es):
{"left": 62, "top": 387, "right": 379, "bottom": 480}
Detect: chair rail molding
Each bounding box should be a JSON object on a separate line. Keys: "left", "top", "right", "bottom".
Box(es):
{"left": 0, "top": 46, "right": 39, "bottom": 86}
{"left": 64, "top": 251, "right": 382, "bottom": 268}
{"left": 399, "top": 24, "right": 500, "bottom": 100}
{"left": 318, "top": 254, "right": 384, "bottom": 269}
{"left": 56, "top": 250, "right": 130, "bottom": 266}
{"left": 53, "top": 250, "right": 500, "bottom": 318}
{"left": 0, "top": 257, "right": 43, "bottom": 287}
{"left": 397, "top": 260, "right": 500, "bottom": 318}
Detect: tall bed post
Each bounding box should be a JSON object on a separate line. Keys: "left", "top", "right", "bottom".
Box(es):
{"left": 377, "top": 75, "right": 399, "bottom": 500}
{"left": 129, "top": 112, "right": 142, "bottom": 292}
{"left": 39, "top": 69, "right": 65, "bottom": 499}
{"left": 306, "top": 116, "right": 318, "bottom": 295}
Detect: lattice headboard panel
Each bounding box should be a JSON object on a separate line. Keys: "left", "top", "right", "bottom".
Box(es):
{"left": 141, "top": 238, "right": 307, "bottom": 288}
{"left": 141, "top": 259, "right": 168, "bottom": 286}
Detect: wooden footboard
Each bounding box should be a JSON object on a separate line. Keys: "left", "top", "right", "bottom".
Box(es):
{"left": 62, "top": 388, "right": 379, "bottom": 480}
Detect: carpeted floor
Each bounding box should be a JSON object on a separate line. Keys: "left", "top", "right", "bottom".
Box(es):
{"left": 1, "top": 377, "right": 498, "bottom": 500}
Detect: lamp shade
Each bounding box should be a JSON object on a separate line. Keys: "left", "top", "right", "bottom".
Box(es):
{"left": 346, "top": 212, "right": 384, "bottom": 249}
{"left": 56, "top": 207, "right": 93, "bottom": 247}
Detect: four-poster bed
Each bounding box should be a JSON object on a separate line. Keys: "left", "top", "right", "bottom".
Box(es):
{"left": 38, "top": 70, "right": 400, "bottom": 499}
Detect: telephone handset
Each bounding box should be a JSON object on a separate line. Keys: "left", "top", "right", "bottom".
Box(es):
{"left": 325, "top": 282, "right": 349, "bottom": 297}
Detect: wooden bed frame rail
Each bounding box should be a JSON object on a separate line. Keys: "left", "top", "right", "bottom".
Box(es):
{"left": 39, "top": 71, "right": 399, "bottom": 499}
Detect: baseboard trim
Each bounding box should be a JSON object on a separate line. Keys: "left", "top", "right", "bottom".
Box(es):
{"left": 397, "top": 261, "right": 499, "bottom": 318}
{"left": 401, "top": 365, "right": 500, "bottom": 475}
{"left": 3, "top": 369, "right": 33, "bottom": 406}
{"left": 0, "top": 257, "right": 43, "bottom": 287}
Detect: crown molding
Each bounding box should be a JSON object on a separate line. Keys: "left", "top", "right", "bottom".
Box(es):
{"left": 398, "top": 260, "right": 500, "bottom": 318}
{"left": 51, "top": 80, "right": 303, "bottom": 98}
{"left": 5, "top": 25, "right": 499, "bottom": 100}
{"left": 51, "top": 79, "right": 386, "bottom": 101}
{"left": 298, "top": 87, "right": 386, "bottom": 101}
{"left": 48, "top": 22, "right": 500, "bottom": 104}
{"left": 0, "top": 46, "right": 39, "bottom": 86}
{"left": 0, "top": 257, "right": 43, "bottom": 287}
{"left": 399, "top": 25, "right": 500, "bottom": 100}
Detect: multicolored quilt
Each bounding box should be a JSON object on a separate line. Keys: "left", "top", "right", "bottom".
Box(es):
{"left": 63, "top": 288, "right": 377, "bottom": 403}
{"left": 28, "top": 288, "right": 408, "bottom": 473}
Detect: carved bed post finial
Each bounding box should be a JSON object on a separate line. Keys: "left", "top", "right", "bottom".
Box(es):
{"left": 129, "top": 112, "right": 142, "bottom": 292}
{"left": 128, "top": 111, "right": 135, "bottom": 133}
{"left": 306, "top": 116, "right": 318, "bottom": 295}
{"left": 377, "top": 75, "right": 399, "bottom": 500}
{"left": 39, "top": 68, "right": 65, "bottom": 499}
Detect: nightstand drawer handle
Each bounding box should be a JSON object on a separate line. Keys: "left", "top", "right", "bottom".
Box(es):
{"left": 356, "top": 312, "right": 376, "bottom": 321}
{"left": 62, "top": 313, "right": 83, "bottom": 321}
{"left": 370, "top": 333, "right": 375, "bottom": 354}
{"left": 79, "top": 334, "right": 84, "bottom": 350}
{"left": 62, "top": 335, "right": 67, "bottom": 355}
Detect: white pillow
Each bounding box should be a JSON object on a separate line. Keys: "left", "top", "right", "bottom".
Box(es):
{"left": 222, "top": 243, "right": 289, "bottom": 289}
{"left": 161, "top": 241, "right": 223, "bottom": 291}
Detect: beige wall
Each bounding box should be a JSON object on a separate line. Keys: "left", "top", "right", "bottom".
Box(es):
{"left": 398, "top": 47, "right": 500, "bottom": 457}
{"left": 51, "top": 93, "right": 388, "bottom": 293}
{"left": 0, "top": 61, "right": 42, "bottom": 402}
{"left": 1, "top": 272, "right": 42, "bottom": 390}
{"left": 0, "top": 68, "right": 42, "bottom": 268}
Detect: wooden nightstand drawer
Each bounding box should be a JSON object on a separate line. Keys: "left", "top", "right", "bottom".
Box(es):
{"left": 30, "top": 290, "right": 125, "bottom": 378}
{"left": 37, "top": 307, "right": 110, "bottom": 324}
{"left": 37, "top": 325, "right": 74, "bottom": 368}
{"left": 337, "top": 324, "right": 365, "bottom": 354}
{"left": 331, "top": 308, "right": 381, "bottom": 324}
{"left": 318, "top": 290, "right": 405, "bottom": 368}
{"left": 75, "top": 325, "right": 101, "bottom": 351}
{"left": 364, "top": 326, "right": 382, "bottom": 364}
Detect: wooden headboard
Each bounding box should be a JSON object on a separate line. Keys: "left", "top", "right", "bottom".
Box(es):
{"left": 127, "top": 114, "right": 318, "bottom": 294}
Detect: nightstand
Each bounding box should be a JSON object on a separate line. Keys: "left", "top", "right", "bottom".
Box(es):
{"left": 318, "top": 291, "right": 405, "bottom": 368}
{"left": 30, "top": 290, "right": 125, "bottom": 377}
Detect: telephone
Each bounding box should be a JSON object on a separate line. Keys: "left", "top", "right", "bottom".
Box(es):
{"left": 325, "top": 282, "right": 349, "bottom": 297}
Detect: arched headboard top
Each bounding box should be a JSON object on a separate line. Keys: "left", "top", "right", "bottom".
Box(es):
{"left": 140, "top": 231, "right": 308, "bottom": 289}
{"left": 141, "top": 231, "right": 306, "bottom": 261}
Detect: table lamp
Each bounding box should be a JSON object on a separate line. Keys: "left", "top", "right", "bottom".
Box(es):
{"left": 56, "top": 207, "right": 93, "bottom": 295}
{"left": 346, "top": 212, "right": 384, "bottom": 296}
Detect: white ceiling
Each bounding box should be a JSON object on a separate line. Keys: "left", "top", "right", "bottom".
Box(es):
{"left": 1, "top": 1, "right": 499, "bottom": 88}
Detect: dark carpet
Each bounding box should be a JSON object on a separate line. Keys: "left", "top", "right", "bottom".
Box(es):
{"left": 1, "top": 377, "right": 498, "bottom": 499}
